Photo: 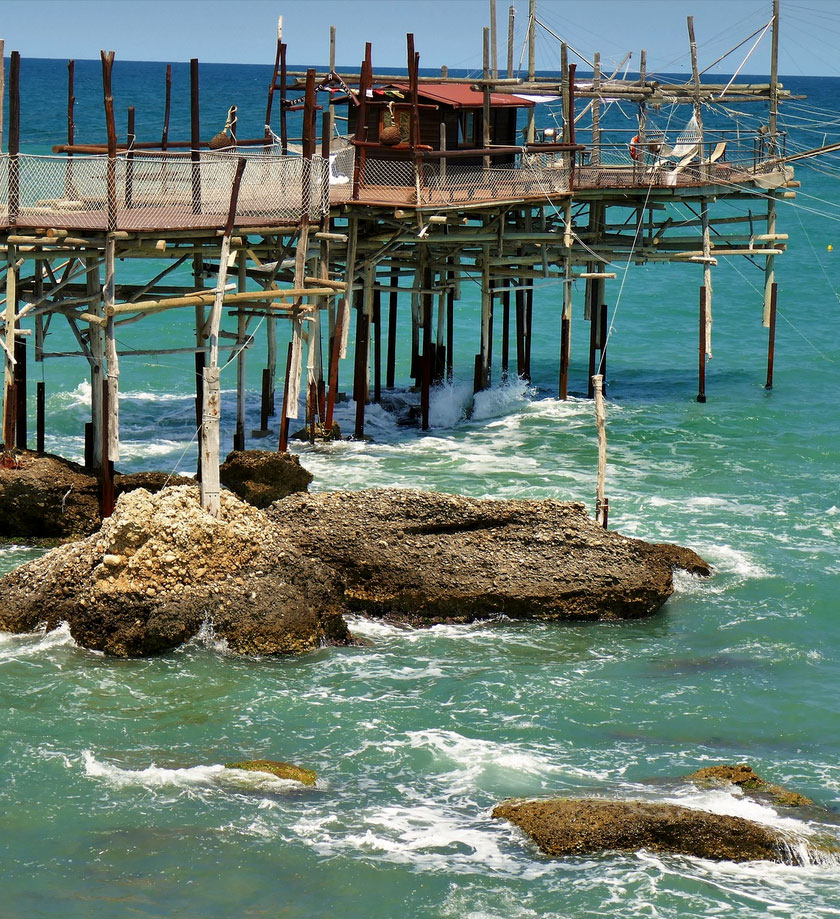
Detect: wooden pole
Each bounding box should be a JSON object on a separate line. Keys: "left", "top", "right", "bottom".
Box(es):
{"left": 697, "top": 286, "right": 707, "bottom": 403}
{"left": 490, "top": 0, "right": 498, "bottom": 80}
{"left": 190, "top": 58, "right": 201, "bottom": 214}
{"left": 36, "top": 380, "right": 45, "bottom": 454}
{"left": 592, "top": 52, "right": 601, "bottom": 165}
{"left": 386, "top": 266, "right": 398, "bottom": 389}
{"left": 161, "top": 64, "right": 172, "bottom": 151}
{"left": 278, "top": 341, "right": 293, "bottom": 452}
{"left": 483, "top": 28, "right": 491, "bottom": 170}
{"left": 280, "top": 41, "right": 288, "bottom": 153}
{"left": 200, "top": 157, "right": 247, "bottom": 516}
{"left": 373, "top": 287, "right": 382, "bottom": 402}
{"left": 420, "top": 265, "right": 433, "bottom": 430}
{"left": 104, "top": 237, "right": 120, "bottom": 470}
{"left": 353, "top": 291, "right": 369, "bottom": 439}
{"left": 526, "top": 0, "right": 536, "bottom": 142}
{"left": 507, "top": 4, "right": 515, "bottom": 79}
{"left": 324, "top": 296, "right": 345, "bottom": 429}
{"left": 100, "top": 51, "right": 117, "bottom": 232}
{"left": 592, "top": 374, "right": 608, "bottom": 528}
{"left": 14, "top": 335, "right": 25, "bottom": 450}
{"left": 8, "top": 51, "right": 20, "bottom": 225}
{"left": 125, "top": 105, "right": 135, "bottom": 209}
{"left": 100, "top": 379, "right": 114, "bottom": 518}
{"left": 265, "top": 20, "right": 282, "bottom": 141}
{"left": 86, "top": 257, "right": 104, "bottom": 469}
{"left": 0, "top": 40, "right": 4, "bottom": 153}
{"left": 765, "top": 281, "right": 777, "bottom": 390}
{"left": 769, "top": 0, "right": 779, "bottom": 157}
{"left": 687, "top": 17, "right": 706, "bottom": 178}
{"left": 66, "top": 59, "right": 74, "bottom": 196}
{"left": 234, "top": 252, "right": 247, "bottom": 451}
{"left": 3, "top": 247, "right": 17, "bottom": 447}
{"left": 446, "top": 268, "right": 454, "bottom": 383}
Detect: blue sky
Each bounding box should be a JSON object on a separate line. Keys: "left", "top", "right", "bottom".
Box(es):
{"left": 2, "top": 1, "right": 840, "bottom": 77}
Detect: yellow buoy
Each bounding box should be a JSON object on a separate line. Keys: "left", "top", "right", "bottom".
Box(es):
{"left": 828, "top": 244, "right": 834, "bottom": 252}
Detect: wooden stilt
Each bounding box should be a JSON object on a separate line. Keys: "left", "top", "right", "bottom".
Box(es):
{"left": 698, "top": 286, "right": 707, "bottom": 403}
{"left": 353, "top": 293, "right": 369, "bottom": 439}
{"left": 599, "top": 301, "right": 608, "bottom": 397}
{"left": 36, "top": 380, "right": 45, "bottom": 454}
{"left": 765, "top": 281, "right": 777, "bottom": 390}
{"left": 587, "top": 291, "right": 598, "bottom": 399}
{"left": 446, "top": 268, "right": 454, "bottom": 384}
{"left": 234, "top": 253, "right": 247, "bottom": 451}
{"left": 421, "top": 266, "right": 433, "bottom": 430}
{"left": 373, "top": 287, "right": 382, "bottom": 402}
{"left": 190, "top": 58, "right": 201, "bottom": 215}
{"left": 515, "top": 285, "right": 525, "bottom": 377}
{"left": 325, "top": 296, "right": 346, "bottom": 430}
{"left": 524, "top": 285, "right": 533, "bottom": 381}
{"left": 100, "top": 378, "right": 115, "bottom": 518}
{"left": 200, "top": 157, "right": 247, "bottom": 516}
{"left": 194, "top": 350, "right": 205, "bottom": 481}
{"left": 592, "top": 373, "right": 608, "bottom": 529}
{"left": 14, "top": 336, "right": 26, "bottom": 450}
{"left": 501, "top": 283, "right": 510, "bottom": 380}
{"left": 278, "top": 341, "right": 293, "bottom": 452}
{"left": 559, "top": 315, "right": 571, "bottom": 400}
{"left": 3, "top": 246, "right": 18, "bottom": 448}
{"left": 386, "top": 267, "right": 398, "bottom": 389}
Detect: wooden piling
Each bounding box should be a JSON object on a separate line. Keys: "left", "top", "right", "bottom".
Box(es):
{"left": 421, "top": 266, "right": 433, "bottom": 430}
{"left": 3, "top": 246, "right": 17, "bottom": 447}
{"left": 36, "top": 380, "right": 45, "bottom": 454}
{"left": 698, "top": 286, "right": 707, "bottom": 403}
{"left": 386, "top": 267, "right": 398, "bottom": 389}
{"left": 8, "top": 51, "right": 20, "bottom": 226}
{"left": 190, "top": 58, "right": 201, "bottom": 214}
{"left": 373, "top": 287, "right": 382, "bottom": 402}
{"left": 353, "top": 292, "right": 370, "bottom": 439}
{"left": 100, "top": 379, "right": 115, "bottom": 518}
{"left": 765, "top": 281, "right": 777, "bottom": 390}
{"left": 278, "top": 341, "right": 293, "bottom": 452}
{"left": 14, "top": 336, "right": 26, "bottom": 450}
{"left": 161, "top": 64, "right": 172, "bottom": 150}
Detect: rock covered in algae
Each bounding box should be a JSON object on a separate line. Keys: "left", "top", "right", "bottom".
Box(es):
{"left": 268, "top": 489, "right": 711, "bottom": 623}
{"left": 224, "top": 760, "right": 317, "bottom": 786}
{"left": 684, "top": 763, "right": 814, "bottom": 808}
{"left": 492, "top": 798, "right": 821, "bottom": 864}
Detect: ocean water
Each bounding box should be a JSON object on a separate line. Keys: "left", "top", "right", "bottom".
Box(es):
{"left": 1, "top": 56, "right": 840, "bottom": 918}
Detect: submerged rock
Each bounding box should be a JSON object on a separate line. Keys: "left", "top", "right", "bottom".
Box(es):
{"left": 684, "top": 763, "right": 814, "bottom": 808}
{"left": 219, "top": 450, "right": 312, "bottom": 509}
{"left": 224, "top": 759, "right": 317, "bottom": 786}
{"left": 268, "top": 490, "right": 710, "bottom": 623}
{"left": 492, "top": 797, "right": 825, "bottom": 864}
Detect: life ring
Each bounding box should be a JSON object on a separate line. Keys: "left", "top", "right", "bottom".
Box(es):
{"left": 629, "top": 135, "right": 641, "bottom": 161}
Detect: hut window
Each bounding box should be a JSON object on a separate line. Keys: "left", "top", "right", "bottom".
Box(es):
{"left": 381, "top": 107, "right": 411, "bottom": 144}
{"left": 459, "top": 111, "right": 477, "bottom": 146}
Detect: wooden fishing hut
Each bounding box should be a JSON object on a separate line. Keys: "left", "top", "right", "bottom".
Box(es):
{"left": 0, "top": 0, "right": 802, "bottom": 517}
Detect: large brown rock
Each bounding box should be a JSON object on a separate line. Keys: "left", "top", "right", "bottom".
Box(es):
{"left": 268, "top": 490, "right": 710, "bottom": 622}
{"left": 220, "top": 450, "right": 312, "bottom": 509}
{"left": 0, "top": 486, "right": 710, "bottom": 656}
{"left": 0, "top": 449, "right": 191, "bottom": 539}
{"left": 0, "top": 485, "right": 347, "bottom": 657}
{"left": 493, "top": 798, "right": 825, "bottom": 864}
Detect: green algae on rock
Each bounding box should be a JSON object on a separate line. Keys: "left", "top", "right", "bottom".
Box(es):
{"left": 492, "top": 798, "right": 815, "bottom": 864}
{"left": 224, "top": 760, "right": 317, "bottom": 786}
{"left": 684, "top": 763, "right": 814, "bottom": 808}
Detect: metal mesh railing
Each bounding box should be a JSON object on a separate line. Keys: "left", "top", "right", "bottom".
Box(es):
{"left": 0, "top": 149, "right": 352, "bottom": 231}
{"left": 354, "top": 154, "right": 571, "bottom": 205}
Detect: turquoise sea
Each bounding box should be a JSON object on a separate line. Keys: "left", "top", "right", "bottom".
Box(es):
{"left": 2, "top": 57, "right": 840, "bottom": 918}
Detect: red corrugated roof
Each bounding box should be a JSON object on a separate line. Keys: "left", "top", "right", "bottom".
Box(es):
{"left": 385, "top": 83, "right": 533, "bottom": 109}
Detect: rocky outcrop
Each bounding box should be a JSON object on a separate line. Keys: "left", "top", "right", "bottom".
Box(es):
{"left": 0, "top": 485, "right": 348, "bottom": 656}
{"left": 0, "top": 449, "right": 191, "bottom": 539}
{"left": 0, "top": 486, "right": 710, "bottom": 656}
{"left": 493, "top": 798, "right": 826, "bottom": 864}
{"left": 268, "top": 490, "right": 711, "bottom": 623}
{"left": 225, "top": 760, "right": 317, "bottom": 786}
{"left": 219, "top": 450, "right": 312, "bottom": 508}
{"left": 684, "top": 763, "right": 814, "bottom": 808}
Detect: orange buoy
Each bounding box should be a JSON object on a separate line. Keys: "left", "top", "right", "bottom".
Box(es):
{"left": 629, "top": 135, "right": 641, "bottom": 161}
